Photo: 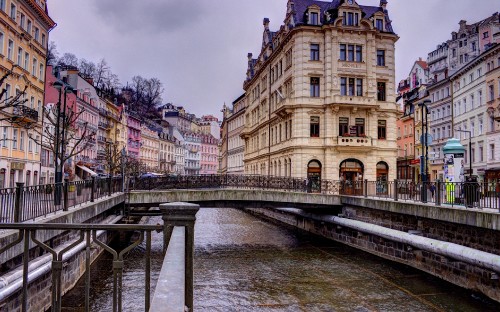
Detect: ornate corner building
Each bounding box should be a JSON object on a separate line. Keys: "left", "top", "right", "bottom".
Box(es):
{"left": 240, "top": 0, "right": 399, "bottom": 184}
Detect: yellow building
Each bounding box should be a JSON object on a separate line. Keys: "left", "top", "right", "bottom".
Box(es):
{"left": 241, "top": 0, "right": 399, "bottom": 186}
{"left": 140, "top": 123, "right": 160, "bottom": 171}
{"left": 0, "top": 0, "right": 55, "bottom": 187}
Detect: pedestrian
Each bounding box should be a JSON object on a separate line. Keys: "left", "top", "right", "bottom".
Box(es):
{"left": 430, "top": 183, "right": 436, "bottom": 201}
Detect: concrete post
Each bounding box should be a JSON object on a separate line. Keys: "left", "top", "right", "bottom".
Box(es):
{"left": 159, "top": 202, "right": 200, "bottom": 312}
{"left": 393, "top": 179, "right": 398, "bottom": 202}
{"left": 14, "top": 182, "right": 25, "bottom": 222}
{"left": 63, "top": 178, "right": 69, "bottom": 211}
{"left": 90, "top": 176, "right": 95, "bottom": 202}
{"left": 436, "top": 181, "right": 442, "bottom": 206}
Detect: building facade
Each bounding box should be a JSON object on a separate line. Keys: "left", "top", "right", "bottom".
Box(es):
{"left": 0, "top": 0, "right": 54, "bottom": 187}
{"left": 240, "top": 0, "right": 399, "bottom": 186}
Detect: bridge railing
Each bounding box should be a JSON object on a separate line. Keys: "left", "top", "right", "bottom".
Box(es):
{"left": 129, "top": 174, "right": 500, "bottom": 211}
{"left": 0, "top": 177, "right": 124, "bottom": 223}
{"left": 0, "top": 222, "right": 162, "bottom": 312}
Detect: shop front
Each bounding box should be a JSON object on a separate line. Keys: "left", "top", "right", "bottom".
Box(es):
{"left": 307, "top": 160, "right": 322, "bottom": 193}
{"left": 339, "top": 159, "right": 364, "bottom": 195}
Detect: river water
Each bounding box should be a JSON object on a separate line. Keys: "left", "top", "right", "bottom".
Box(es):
{"left": 62, "top": 208, "right": 500, "bottom": 311}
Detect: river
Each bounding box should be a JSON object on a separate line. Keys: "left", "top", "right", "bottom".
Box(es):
{"left": 62, "top": 208, "right": 500, "bottom": 311}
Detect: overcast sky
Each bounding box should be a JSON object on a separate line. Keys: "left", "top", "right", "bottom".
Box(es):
{"left": 48, "top": 0, "right": 499, "bottom": 119}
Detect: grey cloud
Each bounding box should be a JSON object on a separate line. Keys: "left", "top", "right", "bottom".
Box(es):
{"left": 89, "top": 0, "right": 206, "bottom": 34}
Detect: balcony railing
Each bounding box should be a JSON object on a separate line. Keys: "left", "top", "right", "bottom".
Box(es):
{"left": 11, "top": 105, "right": 39, "bottom": 124}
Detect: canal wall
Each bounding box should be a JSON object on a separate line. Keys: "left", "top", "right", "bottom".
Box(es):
{"left": 245, "top": 206, "right": 500, "bottom": 303}
{"left": 0, "top": 194, "right": 124, "bottom": 311}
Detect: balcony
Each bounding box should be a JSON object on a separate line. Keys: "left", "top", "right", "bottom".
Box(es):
{"left": 98, "top": 121, "right": 111, "bottom": 130}
{"left": 98, "top": 108, "right": 109, "bottom": 116}
{"left": 336, "top": 136, "right": 372, "bottom": 150}
{"left": 11, "top": 105, "right": 39, "bottom": 124}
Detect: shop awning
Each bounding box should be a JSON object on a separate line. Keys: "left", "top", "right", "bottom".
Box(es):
{"left": 77, "top": 165, "right": 98, "bottom": 177}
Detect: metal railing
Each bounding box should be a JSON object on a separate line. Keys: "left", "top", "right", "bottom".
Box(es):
{"left": 129, "top": 174, "right": 500, "bottom": 211}
{"left": 0, "top": 223, "right": 162, "bottom": 312}
{"left": 0, "top": 177, "right": 123, "bottom": 223}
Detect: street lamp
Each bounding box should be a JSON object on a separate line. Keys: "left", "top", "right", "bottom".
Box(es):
{"left": 53, "top": 81, "right": 75, "bottom": 184}
{"left": 53, "top": 81, "right": 74, "bottom": 205}
{"left": 454, "top": 129, "right": 472, "bottom": 177}
{"left": 418, "top": 99, "right": 431, "bottom": 202}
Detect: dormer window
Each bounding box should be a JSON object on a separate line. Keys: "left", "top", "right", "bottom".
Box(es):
{"left": 375, "top": 19, "right": 384, "bottom": 31}
{"left": 310, "top": 12, "right": 319, "bottom": 25}
{"left": 343, "top": 11, "right": 359, "bottom": 26}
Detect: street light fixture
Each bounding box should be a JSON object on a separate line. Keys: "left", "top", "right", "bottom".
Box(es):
{"left": 454, "top": 129, "right": 472, "bottom": 177}
{"left": 418, "top": 99, "right": 431, "bottom": 202}
{"left": 52, "top": 80, "right": 75, "bottom": 205}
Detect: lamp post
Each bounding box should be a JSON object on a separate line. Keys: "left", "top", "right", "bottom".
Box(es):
{"left": 418, "top": 99, "right": 430, "bottom": 202}
{"left": 454, "top": 129, "right": 472, "bottom": 177}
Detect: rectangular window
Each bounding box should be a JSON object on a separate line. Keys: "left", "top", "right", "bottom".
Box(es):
{"left": 0, "top": 32, "right": 3, "bottom": 55}
{"left": 20, "top": 131, "right": 24, "bottom": 151}
{"left": 7, "top": 39, "right": 13, "bottom": 60}
{"left": 24, "top": 52, "right": 29, "bottom": 70}
{"left": 32, "top": 58, "right": 37, "bottom": 77}
{"left": 0, "top": 0, "right": 5, "bottom": 12}
{"left": 377, "top": 50, "right": 385, "bottom": 66}
{"left": 310, "top": 77, "right": 320, "bottom": 97}
{"left": 310, "top": 116, "right": 320, "bottom": 137}
{"left": 375, "top": 19, "right": 383, "bottom": 31}
{"left": 340, "top": 77, "right": 347, "bottom": 95}
{"left": 489, "top": 85, "right": 494, "bottom": 101}
{"left": 20, "top": 13, "right": 25, "bottom": 29}
{"left": 34, "top": 27, "right": 39, "bottom": 41}
{"left": 41, "top": 34, "right": 46, "bottom": 47}
{"left": 378, "top": 120, "right": 386, "bottom": 139}
{"left": 27, "top": 20, "right": 32, "bottom": 34}
{"left": 355, "top": 118, "right": 365, "bottom": 136}
{"left": 490, "top": 144, "right": 495, "bottom": 160}
{"left": 17, "top": 47, "right": 22, "bottom": 66}
{"left": 377, "top": 82, "right": 386, "bottom": 101}
{"left": 356, "top": 78, "right": 363, "bottom": 96}
{"left": 2, "top": 127, "right": 7, "bottom": 147}
{"left": 39, "top": 64, "right": 44, "bottom": 81}
{"left": 347, "top": 44, "right": 354, "bottom": 61}
{"left": 479, "top": 145, "right": 483, "bottom": 162}
{"left": 340, "top": 44, "right": 346, "bottom": 61}
{"left": 483, "top": 31, "right": 489, "bottom": 39}
{"left": 310, "top": 44, "right": 319, "bottom": 61}
{"left": 12, "top": 129, "right": 18, "bottom": 149}
{"left": 339, "top": 117, "right": 349, "bottom": 136}
{"left": 348, "top": 78, "right": 355, "bottom": 96}
{"left": 355, "top": 45, "right": 362, "bottom": 62}
{"left": 310, "top": 12, "right": 319, "bottom": 25}
{"left": 10, "top": 3, "right": 16, "bottom": 20}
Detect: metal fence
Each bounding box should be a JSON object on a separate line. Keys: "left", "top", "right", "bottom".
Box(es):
{"left": 0, "top": 223, "right": 162, "bottom": 312}
{"left": 129, "top": 174, "right": 500, "bottom": 211}
{"left": 0, "top": 177, "right": 123, "bottom": 223}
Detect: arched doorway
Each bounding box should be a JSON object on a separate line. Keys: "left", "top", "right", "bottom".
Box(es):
{"left": 339, "top": 159, "right": 364, "bottom": 195}
{"left": 307, "top": 160, "right": 322, "bottom": 193}
{"left": 376, "top": 161, "right": 389, "bottom": 195}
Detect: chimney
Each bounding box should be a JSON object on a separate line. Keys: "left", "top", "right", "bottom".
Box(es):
{"left": 247, "top": 53, "right": 253, "bottom": 61}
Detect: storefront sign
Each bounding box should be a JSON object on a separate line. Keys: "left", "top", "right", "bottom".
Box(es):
{"left": 11, "top": 162, "right": 25, "bottom": 170}
{"left": 410, "top": 159, "right": 420, "bottom": 165}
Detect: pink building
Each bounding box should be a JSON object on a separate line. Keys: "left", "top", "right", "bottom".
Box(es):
{"left": 200, "top": 134, "right": 219, "bottom": 174}
{"left": 42, "top": 66, "right": 78, "bottom": 183}
{"left": 126, "top": 111, "right": 141, "bottom": 159}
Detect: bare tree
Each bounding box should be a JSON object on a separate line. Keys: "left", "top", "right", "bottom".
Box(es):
{"left": 47, "top": 41, "right": 59, "bottom": 66}
{"left": 28, "top": 104, "right": 96, "bottom": 180}
{"left": 101, "top": 142, "right": 126, "bottom": 176}
{"left": 124, "top": 75, "right": 164, "bottom": 119}
{"left": 57, "top": 53, "right": 79, "bottom": 67}
{"left": 0, "top": 66, "right": 36, "bottom": 129}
